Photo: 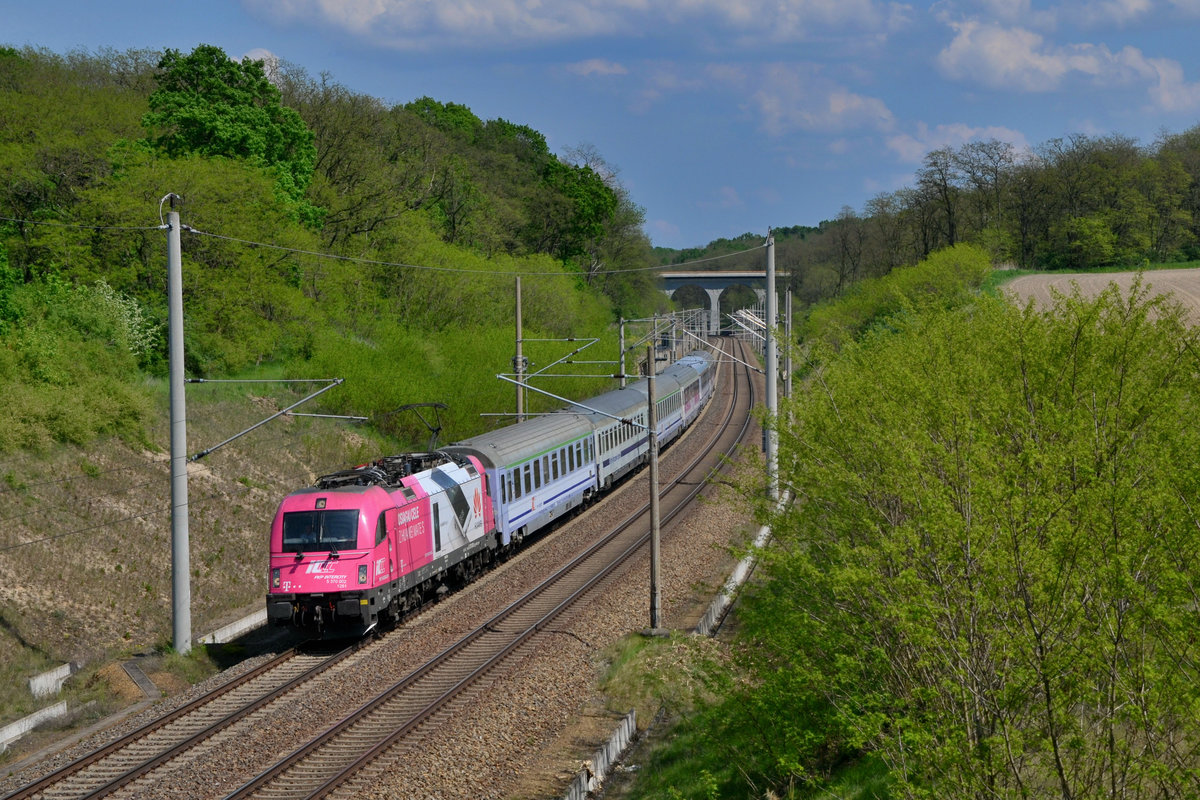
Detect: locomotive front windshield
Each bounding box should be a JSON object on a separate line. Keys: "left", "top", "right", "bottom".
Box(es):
{"left": 281, "top": 509, "right": 360, "bottom": 553}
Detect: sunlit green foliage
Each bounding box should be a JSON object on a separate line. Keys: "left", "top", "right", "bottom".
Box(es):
{"left": 0, "top": 276, "right": 152, "bottom": 450}
{"left": 143, "top": 44, "right": 318, "bottom": 221}
{"left": 734, "top": 278, "right": 1200, "bottom": 798}
{"left": 405, "top": 96, "right": 484, "bottom": 141}
{"left": 802, "top": 242, "right": 991, "bottom": 349}
{"left": 0, "top": 44, "right": 666, "bottom": 453}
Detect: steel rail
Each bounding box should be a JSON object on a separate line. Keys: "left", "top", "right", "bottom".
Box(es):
{"left": 3, "top": 644, "right": 358, "bottom": 800}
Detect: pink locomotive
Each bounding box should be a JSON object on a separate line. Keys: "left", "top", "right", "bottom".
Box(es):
{"left": 266, "top": 452, "right": 496, "bottom": 635}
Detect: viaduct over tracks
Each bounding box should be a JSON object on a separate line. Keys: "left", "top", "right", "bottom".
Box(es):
{"left": 659, "top": 270, "right": 788, "bottom": 335}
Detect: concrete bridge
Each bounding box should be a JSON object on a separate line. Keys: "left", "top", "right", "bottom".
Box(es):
{"left": 659, "top": 270, "right": 787, "bottom": 335}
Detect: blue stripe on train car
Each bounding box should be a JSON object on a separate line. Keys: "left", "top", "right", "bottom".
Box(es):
{"left": 506, "top": 473, "right": 593, "bottom": 526}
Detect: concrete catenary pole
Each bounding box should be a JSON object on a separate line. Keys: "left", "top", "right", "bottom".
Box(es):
{"left": 618, "top": 317, "right": 626, "bottom": 389}
{"left": 765, "top": 232, "right": 779, "bottom": 500}
{"left": 646, "top": 345, "right": 662, "bottom": 631}
{"left": 515, "top": 276, "right": 524, "bottom": 422}
{"left": 785, "top": 287, "right": 793, "bottom": 400}
{"left": 167, "top": 200, "right": 191, "bottom": 654}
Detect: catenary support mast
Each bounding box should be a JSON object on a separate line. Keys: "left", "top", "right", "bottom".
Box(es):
{"left": 167, "top": 199, "right": 191, "bottom": 655}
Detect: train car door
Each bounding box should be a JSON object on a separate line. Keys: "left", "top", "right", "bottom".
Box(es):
{"left": 382, "top": 507, "right": 399, "bottom": 583}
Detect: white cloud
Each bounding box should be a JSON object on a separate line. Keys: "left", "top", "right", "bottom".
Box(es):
{"left": 936, "top": 0, "right": 1150, "bottom": 28}
{"left": 246, "top": 0, "right": 909, "bottom": 49}
{"left": 938, "top": 21, "right": 1094, "bottom": 90}
{"left": 242, "top": 47, "right": 279, "bottom": 64}
{"left": 749, "top": 63, "right": 895, "bottom": 135}
{"left": 1078, "top": 0, "right": 1153, "bottom": 25}
{"left": 937, "top": 18, "right": 1200, "bottom": 112}
{"left": 886, "top": 122, "right": 1028, "bottom": 163}
{"left": 1138, "top": 55, "right": 1200, "bottom": 111}
{"left": 650, "top": 218, "right": 681, "bottom": 241}
{"left": 566, "top": 59, "right": 628, "bottom": 77}
{"left": 931, "top": 0, "right": 1056, "bottom": 28}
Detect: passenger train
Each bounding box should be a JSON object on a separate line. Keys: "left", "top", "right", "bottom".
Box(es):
{"left": 265, "top": 348, "right": 717, "bottom": 635}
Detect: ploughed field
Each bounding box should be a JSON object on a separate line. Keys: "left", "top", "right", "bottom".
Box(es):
{"left": 1004, "top": 266, "right": 1200, "bottom": 323}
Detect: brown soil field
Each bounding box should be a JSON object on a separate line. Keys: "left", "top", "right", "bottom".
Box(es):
{"left": 1004, "top": 267, "right": 1200, "bottom": 325}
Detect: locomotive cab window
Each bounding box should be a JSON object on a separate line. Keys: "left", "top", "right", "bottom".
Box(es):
{"left": 282, "top": 509, "right": 359, "bottom": 554}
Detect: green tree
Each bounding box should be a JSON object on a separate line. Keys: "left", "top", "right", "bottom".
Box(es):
{"left": 142, "top": 44, "right": 317, "bottom": 216}
{"left": 404, "top": 96, "right": 483, "bottom": 142}
{"left": 524, "top": 159, "right": 617, "bottom": 267}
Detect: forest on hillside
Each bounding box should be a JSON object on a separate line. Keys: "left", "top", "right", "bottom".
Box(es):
{"left": 663, "top": 127, "right": 1200, "bottom": 312}
{"left": 0, "top": 44, "right": 668, "bottom": 451}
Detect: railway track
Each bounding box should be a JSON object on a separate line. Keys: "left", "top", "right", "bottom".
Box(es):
{"left": 3, "top": 337, "right": 755, "bottom": 800}
{"left": 3, "top": 645, "right": 358, "bottom": 800}
{"left": 226, "top": 337, "right": 755, "bottom": 800}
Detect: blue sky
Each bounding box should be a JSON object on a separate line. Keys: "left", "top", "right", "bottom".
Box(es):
{"left": 5, "top": 0, "right": 1200, "bottom": 249}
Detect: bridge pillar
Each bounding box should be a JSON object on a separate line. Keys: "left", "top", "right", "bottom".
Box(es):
{"left": 705, "top": 288, "right": 722, "bottom": 335}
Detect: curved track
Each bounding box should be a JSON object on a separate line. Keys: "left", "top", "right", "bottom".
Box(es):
{"left": 226, "top": 338, "right": 755, "bottom": 800}
{"left": 3, "top": 338, "right": 756, "bottom": 800}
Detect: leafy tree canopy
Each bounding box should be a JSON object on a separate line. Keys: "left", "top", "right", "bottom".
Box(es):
{"left": 404, "top": 96, "right": 484, "bottom": 141}
{"left": 142, "top": 44, "right": 317, "bottom": 211}
{"left": 540, "top": 158, "right": 618, "bottom": 264}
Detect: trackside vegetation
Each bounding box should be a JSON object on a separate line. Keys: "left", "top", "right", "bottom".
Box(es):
{"left": 0, "top": 44, "right": 666, "bottom": 452}
{"left": 615, "top": 245, "right": 1200, "bottom": 799}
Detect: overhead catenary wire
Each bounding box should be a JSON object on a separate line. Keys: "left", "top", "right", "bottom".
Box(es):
{"left": 0, "top": 211, "right": 764, "bottom": 277}
{"left": 0, "top": 213, "right": 164, "bottom": 233}
{"left": 182, "top": 225, "right": 762, "bottom": 275}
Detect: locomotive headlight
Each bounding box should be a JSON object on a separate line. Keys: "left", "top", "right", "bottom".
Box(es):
{"left": 358, "top": 564, "right": 368, "bottom": 584}
{"left": 271, "top": 568, "right": 280, "bottom": 588}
